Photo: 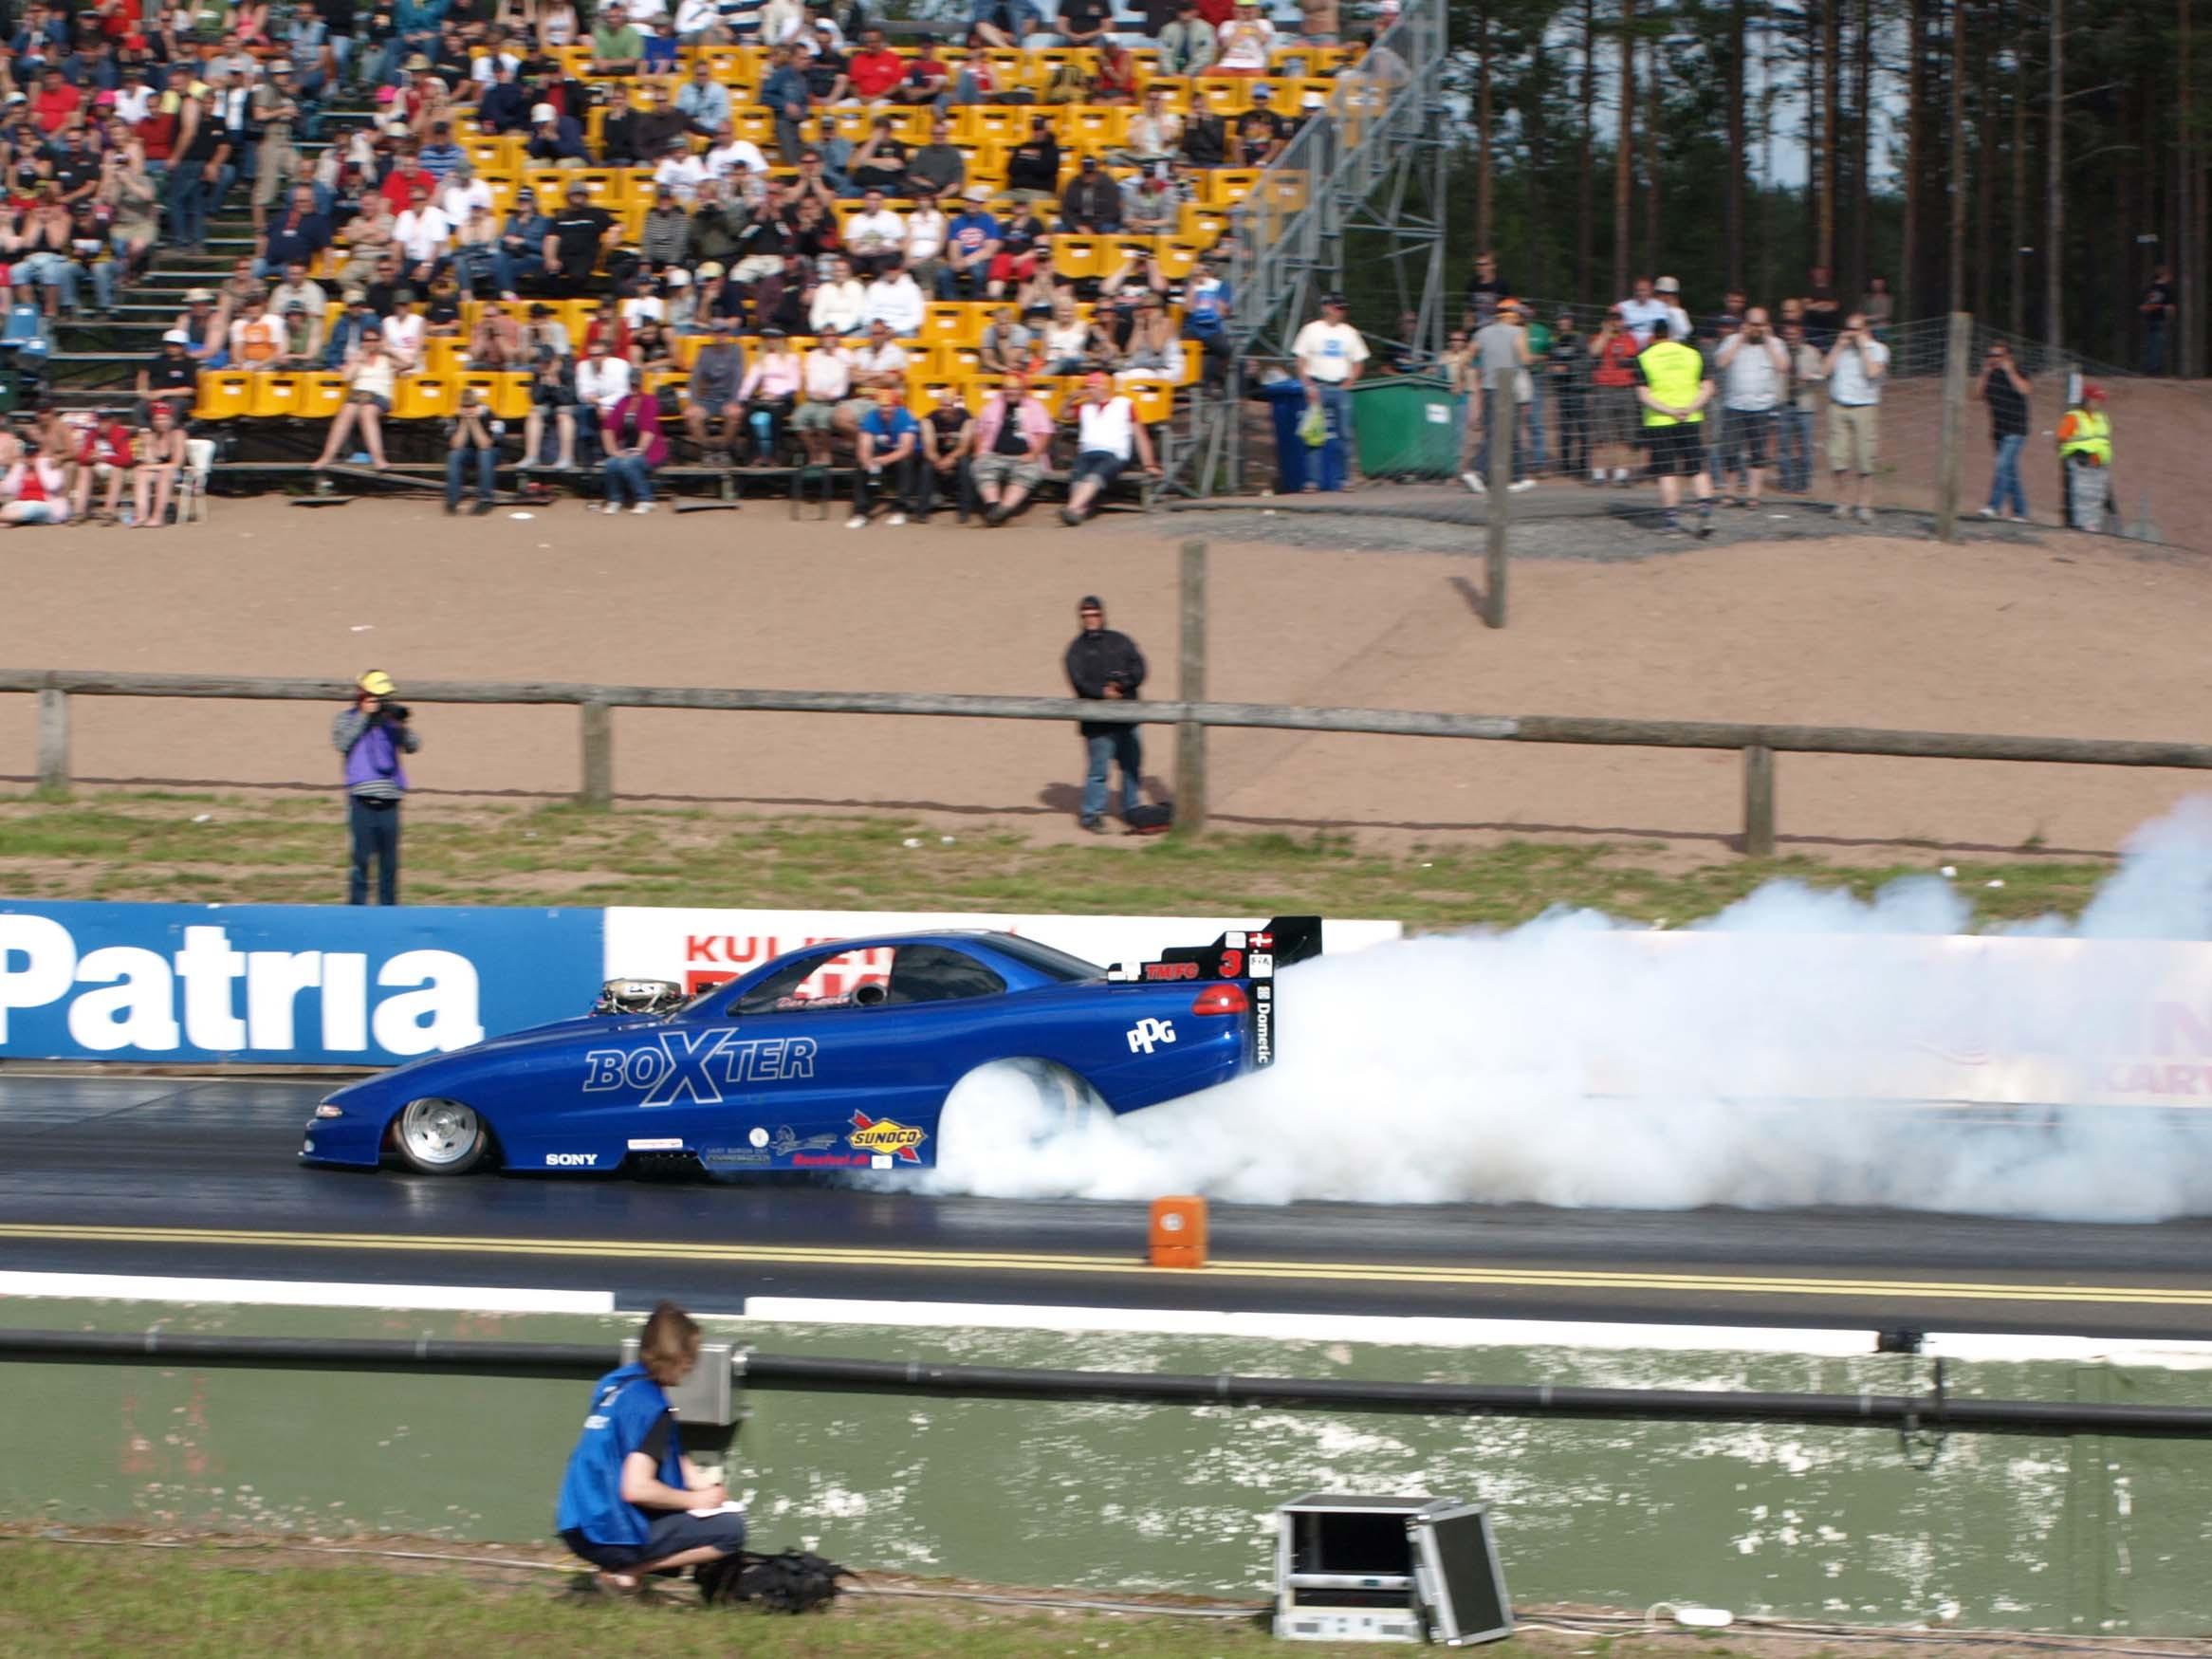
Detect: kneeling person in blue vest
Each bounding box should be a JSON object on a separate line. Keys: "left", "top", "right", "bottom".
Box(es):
{"left": 558, "top": 1301, "right": 747, "bottom": 1593}
{"left": 332, "top": 671, "right": 421, "bottom": 906}
{"left": 1634, "top": 332, "right": 1717, "bottom": 537}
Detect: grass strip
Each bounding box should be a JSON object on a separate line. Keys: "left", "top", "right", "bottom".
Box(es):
{"left": 0, "top": 789, "right": 2111, "bottom": 929}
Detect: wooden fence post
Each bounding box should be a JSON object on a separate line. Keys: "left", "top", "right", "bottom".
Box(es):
{"left": 1176, "top": 539, "right": 1207, "bottom": 833}
{"left": 1935, "top": 310, "right": 1974, "bottom": 543}
{"left": 1742, "top": 744, "right": 1777, "bottom": 857}
{"left": 579, "top": 701, "right": 614, "bottom": 808}
{"left": 35, "top": 688, "right": 68, "bottom": 796}
{"left": 1484, "top": 364, "right": 1511, "bottom": 628}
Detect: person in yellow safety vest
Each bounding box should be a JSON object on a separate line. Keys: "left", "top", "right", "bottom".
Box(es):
{"left": 1633, "top": 330, "right": 1717, "bottom": 537}
{"left": 2055, "top": 383, "right": 2112, "bottom": 532}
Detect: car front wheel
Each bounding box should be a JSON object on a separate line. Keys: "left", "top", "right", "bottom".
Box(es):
{"left": 393, "top": 1097, "right": 489, "bottom": 1175}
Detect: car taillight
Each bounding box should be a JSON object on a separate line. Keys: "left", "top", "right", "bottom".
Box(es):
{"left": 1191, "top": 984, "right": 1248, "bottom": 1016}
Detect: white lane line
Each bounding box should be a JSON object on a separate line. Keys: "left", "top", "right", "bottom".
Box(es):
{"left": 737, "top": 1298, "right": 1889, "bottom": 1355}
{"left": 0, "top": 1271, "right": 615, "bottom": 1315}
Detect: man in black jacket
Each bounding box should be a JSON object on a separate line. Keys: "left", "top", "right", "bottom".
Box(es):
{"left": 1063, "top": 596, "right": 1148, "bottom": 834}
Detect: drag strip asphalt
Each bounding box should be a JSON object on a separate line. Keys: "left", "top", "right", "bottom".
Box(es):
{"left": 7, "top": 1075, "right": 2212, "bottom": 1336}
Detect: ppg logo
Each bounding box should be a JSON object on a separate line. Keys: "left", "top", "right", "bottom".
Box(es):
{"left": 1126, "top": 1017, "right": 1176, "bottom": 1055}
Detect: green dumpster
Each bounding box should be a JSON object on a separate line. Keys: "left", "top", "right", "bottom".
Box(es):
{"left": 1351, "top": 374, "right": 1461, "bottom": 478}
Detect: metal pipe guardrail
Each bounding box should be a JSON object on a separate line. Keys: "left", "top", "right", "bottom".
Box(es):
{"left": 6, "top": 1328, "right": 2211, "bottom": 1435}
{"left": 9, "top": 668, "right": 2212, "bottom": 856}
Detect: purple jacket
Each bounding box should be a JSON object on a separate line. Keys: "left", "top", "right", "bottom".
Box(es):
{"left": 334, "top": 706, "right": 417, "bottom": 800}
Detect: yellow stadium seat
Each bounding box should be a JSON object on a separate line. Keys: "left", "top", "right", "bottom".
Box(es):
{"left": 931, "top": 342, "right": 984, "bottom": 376}
{"left": 392, "top": 374, "right": 458, "bottom": 420}
{"left": 1153, "top": 238, "right": 1204, "bottom": 280}
{"left": 732, "top": 106, "right": 776, "bottom": 147}
{"left": 194, "top": 371, "right": 251, "bottom": 421}
{"left": 1126, "top": 381, "right": 1174, "bottom": 425}
{"left": 1067, "top": 106, "right": 1124, "bottom": 146}
{"left": 646, "top": 369, "right": 690, "bottom": 403}
{"left": 247, "top": 373, "right": 305, "bottom": 418}
{"left": 1178, "top": 203, "right": 1228, "bottom": 244}
{"left": 1201, "top": 167, "right": 1262, "bottom": 207}
{"left": 299, "top": 373, "right": 349, "bottom": 420}
{"left": 921, "top": 304, "right": 983, "bottom": 346}
{"left": 1048, "top": 235, "right": 1102, "bottom": 279}
{"left": 1193, "top": 77, "right": 1252, "bottom": 116}
{"left": 698, "top": 47, "right": 747, "bottom": 82}
{"left": 673, "top": 333, "right": 706, "bottom": 369}
{"left": 967, "top": 106, "right": 1024, "bottom": 141}
{"left": 478, "top": 370, "right": 535, "bottom": 421}
{"left": 422, "top": 337, "right": 468, "bottom": 377}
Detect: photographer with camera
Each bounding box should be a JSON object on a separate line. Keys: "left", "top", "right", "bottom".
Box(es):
{"left": 332, "top": 670, "right": 420, "bottom": 906}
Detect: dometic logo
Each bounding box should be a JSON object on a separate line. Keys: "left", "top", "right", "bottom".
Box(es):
{"left": 0, "top": 916, "right": 483, "bottom": 1056}
{"left": 545, "top": 1152, "right": 599, "bottom": 1167}
{"left": 847, "top": 1110, "right": 927, "bottom": 1163}
{"left": 1127, "top": 1016, "right": 1176, "bottom": 1055}
{"left": 581, "top": 1031, "right": 819, "bottom": 1104}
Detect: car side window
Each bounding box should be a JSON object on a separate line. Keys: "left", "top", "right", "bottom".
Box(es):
{"left": 731, "top": 946, "right": 894, "bottom": 1015}
{"left": 885, "top": 944, "right": 1006, "bottom": 1005}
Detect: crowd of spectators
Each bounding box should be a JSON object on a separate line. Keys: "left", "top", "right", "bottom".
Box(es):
{"left": 1435, "top": 262, "right": 1899, "bottom": 528}
{"left": 0, "top": 0, "right": 1400, "bottom": 523}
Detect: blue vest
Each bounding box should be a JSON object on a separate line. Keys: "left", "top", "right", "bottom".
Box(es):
{"left": 553, "top": 1363, "right": 685, "bottom": 1546}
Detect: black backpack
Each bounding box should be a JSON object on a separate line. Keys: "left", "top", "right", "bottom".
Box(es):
{"left": 695, "top": 1549, "right": 850, "bottom": 1613}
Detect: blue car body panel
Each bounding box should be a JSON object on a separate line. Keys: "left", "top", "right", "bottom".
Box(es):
{"left": 300, "top": 923, "right": 1305, "bottom": 1174}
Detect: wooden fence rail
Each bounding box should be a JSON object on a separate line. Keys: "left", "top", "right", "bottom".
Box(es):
{"left": 8, "top": 669, "right": 2212, "bottom": 857}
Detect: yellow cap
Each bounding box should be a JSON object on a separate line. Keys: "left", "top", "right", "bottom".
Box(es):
{"left": 357, "top": 671, "right": 396, "bottom": 697}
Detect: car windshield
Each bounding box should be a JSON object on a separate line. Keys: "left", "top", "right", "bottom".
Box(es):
{"left": 984, "top": 934, "right": 1102, "bottom": 982}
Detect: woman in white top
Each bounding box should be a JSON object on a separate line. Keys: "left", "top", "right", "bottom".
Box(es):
{"left": 808, "top": 255, "right": 868, "bottom": 337}
{"left": 314, "top": 333, "right": 400, "bottom": 470}
{"left": 1117, "top": 304, "right": 1186, "bottom": 383}
{"left": 1214, "top": 0, "right": 1277, "bottom": 73}
{"left": 538, "top": 1, "right": 581, "bottom": 46}
{"left": 1042, "top": 297, "right": 1100, "bottom": 376}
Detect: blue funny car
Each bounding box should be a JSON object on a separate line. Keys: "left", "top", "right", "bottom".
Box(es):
{"left": 300, "top": 916, "right": 1320, "bottom": 1175}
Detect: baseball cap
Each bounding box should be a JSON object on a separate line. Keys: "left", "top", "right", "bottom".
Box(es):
{"left": 160, "top": 328, "right": 190, "bottom": 344}
{"left": 695, "top": 260, "right": 725, "bottom": 277}
{"left": 1078, "top": 595, "right": 1104, "bottom": 612}
{"left": 184, "top": 286, "right": 215, "bottom": 303}
{"left": 1655, "top": 275, "right": 1681, "bottom": 293}
{"left": 342, "top": 286, "right": 368, "bottom": 304}
{"left": 1321, "top": 292, "right": 1347, "bottom": 306}
{"left": 665, "top": 268, "right": 691, "bottom": 286}
{"left": 964, "top": 183, "right": 991, "bottom": 202}
{"left": 2084, "top": 382, "right": 2108, "bottom": 402}
{"left": 358, "top": 671, "right": 396, "bottom": 697}
{"left": 530, "top": 102, "right": 557, "bottom": 123}
{"left": 269, "top": 58, "right": 293, "bottom": 72}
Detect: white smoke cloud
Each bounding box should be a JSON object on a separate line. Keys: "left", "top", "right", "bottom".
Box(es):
{"left": 923, "top": 802, "right": 2212, "bottom": 1223}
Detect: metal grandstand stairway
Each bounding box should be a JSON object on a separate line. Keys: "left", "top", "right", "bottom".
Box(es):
{"left": 1160, "top": 0, "right": 1449, "bottom": 497}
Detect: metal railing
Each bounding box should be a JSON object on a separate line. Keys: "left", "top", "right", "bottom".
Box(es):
{"left": 9, "top": 666, "right": 2212, "bottom": 857}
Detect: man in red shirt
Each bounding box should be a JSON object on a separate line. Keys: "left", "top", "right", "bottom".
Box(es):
{"left": 846, "top": 27, "right": 905, "bottom": 103}
{"left": 380, "top": 147, "right": 434, "bottom": 215}
{"left": 1585, "top": 304, "right": 1643, "bottom": 486}
{"left": 32, "top": 67, "right": 82, "bottom": 135}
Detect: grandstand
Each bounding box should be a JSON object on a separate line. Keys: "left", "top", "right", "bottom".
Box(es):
{"left": 43, "top": 9, "right": 1447, "bottom": 503}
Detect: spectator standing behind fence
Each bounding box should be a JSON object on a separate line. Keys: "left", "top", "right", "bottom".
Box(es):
{"left": 1461, "top": 298, "right": 1533, "bottom": 495}
{"left": 1585, "top": 305, "right": 1642, "bottom": 487}
{"left": 1776, "top": 321, "right": 1821, "bottom": 493}
{"left": 2055, "top": 383, "right": 2112, "bottom": 532}
{"left": 1065, "top": 595, "right": 1148, "bottom": 836}
{"left": 333, "top": 671, "right": 417, "bottom": 907}
{"left": 1974, "top": 341, "right": 2032, "bottom": 523}
{"left": 1633, "top": 328, "right": 1715, "bottom": 538}
{"left": 1713, "top": 306, "right": 1785, "bottom": 508}
{"left": 2139, "top": 267, "right": 2175, "bottom": 377}
{"left": 1290, "top": 292, "right": 1366, "bottom": 493}
{"left": 556, "top": 1301, "right": 746, "bottom": 1594}
{"left": 1544, "top": 313, "right": 1589, "bottom": 481}
{"left": 1822, "top": 311, "right": 1888, "bottom": 524}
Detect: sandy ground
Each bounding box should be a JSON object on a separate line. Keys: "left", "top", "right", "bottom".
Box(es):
{"left": 1, "top": 491, "right": 2210, "bottom": 861}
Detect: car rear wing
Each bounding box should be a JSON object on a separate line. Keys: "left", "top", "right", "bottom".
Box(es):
{"left": 1107, "top": 915, "right": 1322, "bottom": 1070}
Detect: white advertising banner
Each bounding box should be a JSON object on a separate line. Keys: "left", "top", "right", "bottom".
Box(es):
{"left": 601, "top": 908, "right": 1402, "bottom": 996}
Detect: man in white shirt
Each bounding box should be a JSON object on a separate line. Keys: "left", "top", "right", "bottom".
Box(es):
{"left": 1215, "top": 0, "right": 1275, "bottom": 71}
{"left": 705, "top": 127, "right": 769, "bottom": 179}
{"left": 575, "top": 336, "right": 635, "bottom": 453}
{"left": 381, "top": 292, "right": 428, "bottom": 371}
{"left": 393, "top": 184, "right": 453, "bottom": 285}
{"left": 850, "top": 317, "right": 911, "bottom": 393}
{"left": 862, "top": 263, "right": 925, "bottom": 335}
{"left": 902, "top": 193, "right": 948, "bottom": 295}
{"left": 1062, "top": 370, "right": 1158, "bottom": 525}
{"left": 1823, "top": 310, "right": 1889, "bottom": 523}
{"left": 436, "top": 164, "right": 494, "bottom": 225}
{"left": 1288, "top": 293, "right": 1369, "bottom": 492}
{"left": 1712, "top": 306, "right": 1787, "bottom": 507}
{"left": 808, "top": 255, "right": 868, "bottom": 336}
{"left": 654, "top": 138, "right": 710, "bottom": 205}
{"left": 842, "top": 188, "right": 906, "bottom": 278}
{"left": 792, "top": 328, "right": 854, "bottom": 465}
{"left": 1616, "top": 276, "right": 1669, "bottom": 348}
{"left": 1653, "top": 275, "right": 1692, "bottom": 341}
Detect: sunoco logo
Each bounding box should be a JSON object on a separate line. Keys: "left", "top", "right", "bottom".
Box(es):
{"left": 0, "top": 916, "right": 482, "bottom": 1056}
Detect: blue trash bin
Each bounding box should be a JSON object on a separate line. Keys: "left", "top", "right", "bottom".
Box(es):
{"left": 1262, "top": 377, "right": 1312, "bottom": 494}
